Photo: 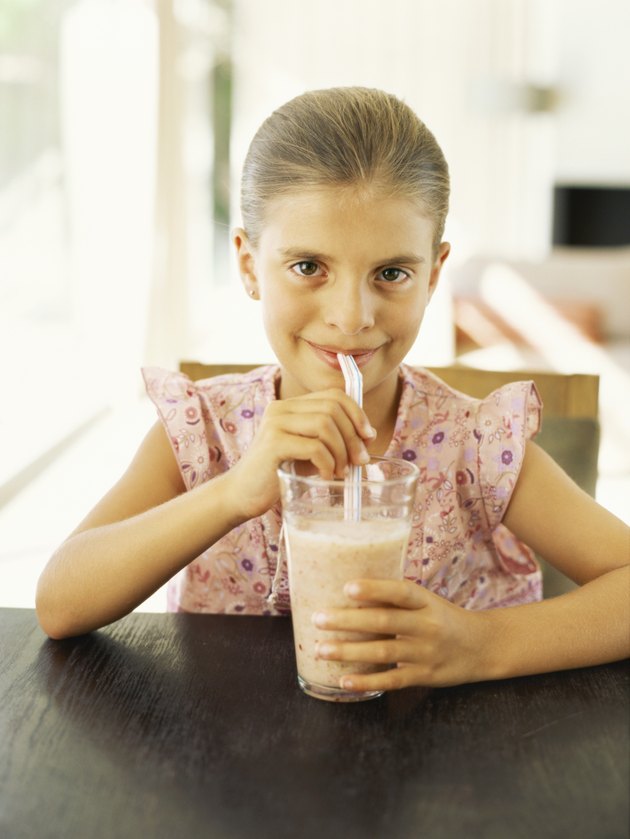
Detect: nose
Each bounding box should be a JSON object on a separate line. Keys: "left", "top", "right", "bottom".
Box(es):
{"left": 323, "top": 279, "right": 375, "bottom": 336}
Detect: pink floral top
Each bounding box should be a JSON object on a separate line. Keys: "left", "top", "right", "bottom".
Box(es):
{"left": 142, "top": 364, "right": 543, "bottom": 615}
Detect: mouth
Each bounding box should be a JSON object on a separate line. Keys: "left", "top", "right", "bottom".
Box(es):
{"left": 304, "top": 340, "right": 379, "bottom": 370}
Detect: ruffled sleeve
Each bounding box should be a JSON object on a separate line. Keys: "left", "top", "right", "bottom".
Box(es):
{"left": 142, "top": 366, "right": 224, "bottom": 491}
{"left": 474, "top": 380, "right": 542, "bottom": 530}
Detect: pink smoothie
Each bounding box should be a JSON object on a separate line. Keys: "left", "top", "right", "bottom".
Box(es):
{"left": 284, "top": 516, "right": 410, "bottom": 699}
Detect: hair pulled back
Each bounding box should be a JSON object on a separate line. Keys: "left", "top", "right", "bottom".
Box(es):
{"left": 240, "top": 87, "right": 449, "bottom": 251}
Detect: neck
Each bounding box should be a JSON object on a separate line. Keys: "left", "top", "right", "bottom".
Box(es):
{"left": 363, "top": 368, "right": 402, "bottom": 457}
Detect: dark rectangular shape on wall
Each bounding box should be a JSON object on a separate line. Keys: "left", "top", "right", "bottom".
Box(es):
{"left": 552, "top": 185, "right": 630, "bottom": 247}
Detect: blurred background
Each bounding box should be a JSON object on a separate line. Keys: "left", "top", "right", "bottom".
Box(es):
{"left": 1, "top": 0, "right": 629, "bottom": 609}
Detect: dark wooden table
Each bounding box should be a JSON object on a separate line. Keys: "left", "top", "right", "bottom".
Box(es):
{"left": 1, "top": 608, "right": 628, "bottom": 839}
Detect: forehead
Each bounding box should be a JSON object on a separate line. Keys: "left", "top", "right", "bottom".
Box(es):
{"left": 258, "top": 185, "right": 434, "bottom": 257}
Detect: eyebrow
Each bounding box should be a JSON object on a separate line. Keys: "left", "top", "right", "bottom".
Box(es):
{"left": 278, "top": 247, "right": 426, "bottom": 265}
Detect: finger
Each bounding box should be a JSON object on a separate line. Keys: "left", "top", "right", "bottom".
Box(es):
{"left": 313, "top": 606, "right": 419, "bottom": 636}
{"left": 286, "top": 399, "right": 371, "bottom": 468}
{"left": 343, "top": 579, "right": 430, "bottom": 610}
{"left": 262, "top": 428, "right": 337, "bottom": 479}
{"left": 269, "top": 400, "right": 369, "bottom": 474}
{"left": 317, "top": 637, "right": 422, "bottom": 665}
{"left": 291, "top": 390, "right": 376, "bottom": 444}
{"left": 273, "top": 412, "right": 352, "bottom": 477}
{"left": 339, "top": 664, "right": 429, "bottom": 693}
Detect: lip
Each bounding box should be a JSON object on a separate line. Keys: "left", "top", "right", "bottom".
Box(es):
{"left": 304, "top": 340, "right": 379, "bottom": 370}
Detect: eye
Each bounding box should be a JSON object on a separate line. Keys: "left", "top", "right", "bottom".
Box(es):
{"left": 378, "top": 267, "right": 409, "bottom": 283}
{"left": 292, "top": 261, "right": 321, "bottom": 277}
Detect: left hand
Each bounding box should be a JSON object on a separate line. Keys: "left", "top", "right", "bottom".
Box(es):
{"left": 312, "top": 579, "right": 490, "bottom": 691}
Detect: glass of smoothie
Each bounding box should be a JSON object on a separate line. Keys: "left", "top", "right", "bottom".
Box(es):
{"left": 277, "top": 456, "right": 419, "bottom": 702}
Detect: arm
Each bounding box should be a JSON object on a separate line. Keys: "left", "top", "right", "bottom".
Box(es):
{"left": 314, "top": 442, "right": 630, "bottom": 690}
{"left": 478, "top": 440, "right": 630, "bottom": 679}
{"left": 36, "top": 421, "right": 247, "bottom": 639}
{"left": 36, "top": 390, "right": 374, "bottom": 639}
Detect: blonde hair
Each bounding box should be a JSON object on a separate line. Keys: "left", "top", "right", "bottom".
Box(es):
{"left": 240, "top": 86, "right": 450, "bottom": 251}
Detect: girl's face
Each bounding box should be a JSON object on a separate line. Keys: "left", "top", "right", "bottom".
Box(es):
{"left": 234, "top": 185, "right": 449, "bottom": 417}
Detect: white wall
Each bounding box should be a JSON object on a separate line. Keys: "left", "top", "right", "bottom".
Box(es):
{"left": 230, "top": 0, "right": 558, "bottom": 261}
{"left": 551, "top": 0, "right": 630, "bottom": 184}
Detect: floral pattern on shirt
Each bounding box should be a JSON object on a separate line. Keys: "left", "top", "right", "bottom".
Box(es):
{"left": 142, "top": 363, "right": 543, "bottom": 614}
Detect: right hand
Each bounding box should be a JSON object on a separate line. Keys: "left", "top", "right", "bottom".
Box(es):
{"left": 225, "top": 388, "right": 376, "bottom": 520}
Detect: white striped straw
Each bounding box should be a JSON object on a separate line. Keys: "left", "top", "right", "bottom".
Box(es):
{"left": 337, "top": 353, "right": 363, "bottom": 521}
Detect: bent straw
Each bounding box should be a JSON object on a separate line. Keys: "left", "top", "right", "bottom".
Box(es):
{"left": 337, "top": 353, "right": 363, "bottom": 521}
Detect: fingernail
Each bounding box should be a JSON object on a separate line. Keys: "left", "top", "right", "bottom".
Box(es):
{"left": 358, "top": 448, "right": 370, "bottom": 464}
{"left": 317, "top": 643, "right": 334, "bottom": 658}
{"left": 344, "top": 581, "right": 360, "bottom": 597}
{"left": 341, "top": 678, "right": 355, "bottom": 690}
{"left": 312, "top": 611, "right": 327, "bottom": 627}
{"left": 365, "top": 426, "right": 377, "bottom": 439}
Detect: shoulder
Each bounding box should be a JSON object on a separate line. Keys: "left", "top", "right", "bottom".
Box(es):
{"left": 399, "top": 364, "right": 480, "bottom": 409}
{"left": 399, "top": 363, "right": 541, "bottom": 433}
{"left": 141, "top": 364, "right": 280, "bottom": 486}
{"left": 142, "top": 365, "right": 280, "bottom": 427}
{"left": 142, "top": 364, "right": 279, "bottom": 404}
{"left": 397, "top": 364, "right": 542, "bottom": 526}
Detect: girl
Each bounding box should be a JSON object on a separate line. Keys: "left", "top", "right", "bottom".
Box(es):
{"left": 36, "top": 87, "right": 629, "bottom": 692}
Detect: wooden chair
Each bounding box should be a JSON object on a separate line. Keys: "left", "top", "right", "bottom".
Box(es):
{"left": 179, "top": 361, "right": 600, "bottom": 597}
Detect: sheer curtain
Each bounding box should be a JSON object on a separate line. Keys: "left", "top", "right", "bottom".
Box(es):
{"left": 1, "top": 0, "right": 228, "bottom": 503}
{"left": 60, "top": 0, "right": 158, "bottom": 397}
{"left": 0, "top": 0, "right": 159, "bottom": 496}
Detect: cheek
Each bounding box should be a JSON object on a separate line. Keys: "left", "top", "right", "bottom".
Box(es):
{"left": 261, "top": 286, "right": 308, "bottom": 334}
{"left": 390, "top": 288, "right": 428, "bottom": 331}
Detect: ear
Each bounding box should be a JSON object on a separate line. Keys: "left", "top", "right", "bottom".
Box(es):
{"left": 428, "top": 241, "right": 450, "bottom": 301}
{"left": 232, "top": 228, "right": 260, "bottom": 299}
